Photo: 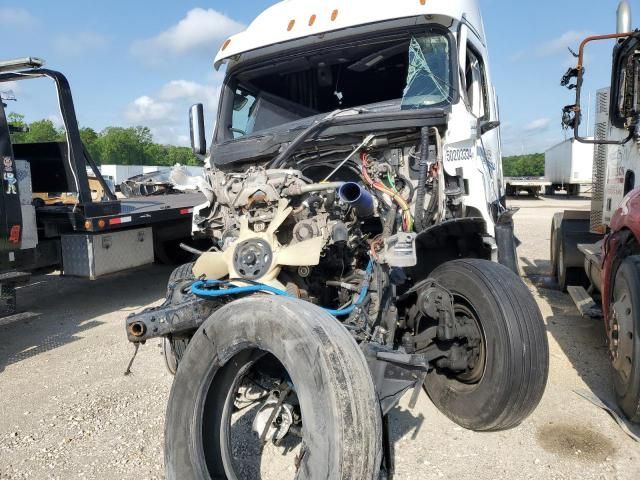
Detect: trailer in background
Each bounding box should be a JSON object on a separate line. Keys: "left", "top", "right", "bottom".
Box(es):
{"left": 544, "top": 138, "right": 594, "bottom": 196}
{"left": 505, "top": 177, "right": 551, "bottom": 197}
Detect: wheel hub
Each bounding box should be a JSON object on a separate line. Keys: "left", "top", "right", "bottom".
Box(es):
{"left": 610, "top": 290, "right": 634, "bottom": 382}
{"left": 452, "top": 306, "right": 486, "bottom": 384}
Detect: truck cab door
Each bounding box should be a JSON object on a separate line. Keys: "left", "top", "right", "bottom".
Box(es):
{"left": 0, "top": 100, "right": 22, "bottom": 253}
{"left": 462, "top": 36, "right": 503, "bottom": 207}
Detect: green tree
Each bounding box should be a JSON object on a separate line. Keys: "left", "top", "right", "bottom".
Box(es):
{"left": 166, "top": 146, "right": 199, "bottom": 166}
{"left": 143, "top": 142, "right": 168, "bottom": 166}
{"left": 7, "top": 112, "right": 27, "bottom": 142}
{"left": 26, "top": 119, "right": 63, "bottom": 142}
{"left": 6, "top": 113, "right": 200, "bottom": 167}
{"left": 79, "top": 127, "right": 101, "bottom": 163}
{"left": 502, "top": 153, "right": 545, "bottom": 177}
{"left": 95, "top": 127, "right": 149, "bottom": 165}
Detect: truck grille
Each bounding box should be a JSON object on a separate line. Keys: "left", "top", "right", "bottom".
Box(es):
{"left": 591, "top": 88, "right": 609, "bottom": 233}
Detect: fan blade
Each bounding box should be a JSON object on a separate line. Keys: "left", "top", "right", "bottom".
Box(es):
{"left": 267, "top": 199, "right": 292, "bottom": 235}
{"left": 192, "top": 252, "right": 229, "bottom": 279}
{"left": 238, "top": 216, "right": 251, "bottom": 239}
{"left": 277, "top": 236, "right": 324, "bottom": 266}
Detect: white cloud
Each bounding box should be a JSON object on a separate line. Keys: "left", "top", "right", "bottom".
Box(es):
{"left": 53, "top": 32, "right": 110, "bottom": 57}
{"left": 1, "top": 81, "right": 21, "bottom": 98}
{"left": 0, "top": 7, "right": 38, "bottom": 29}
{"left": 130, "top": 8, "right": 245, "bottom": 66}
{"left": 501, "top": 118, "right": 565, "bottom": 155}
{"left": 523, "top": 118, "right": 551, "bottom": 132}
{"left": 124, "top": 79, "right": 221, "bottom": 145}
{"left": 47, "top": 113, "right": 64, "bottom": 129}
{"left": 512, "top": 30, "right": 591, "bottom": 62}
{"left": 537, "top": 31, "right": 591, "bottom": 57}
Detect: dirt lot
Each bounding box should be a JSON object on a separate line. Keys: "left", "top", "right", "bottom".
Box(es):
{"left": 1, "top": 196, "right": 639, "bottom": 479}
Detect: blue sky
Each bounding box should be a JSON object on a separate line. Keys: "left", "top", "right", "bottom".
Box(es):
{"left": 0, "top": 0, "right": 627, "bottom": 155}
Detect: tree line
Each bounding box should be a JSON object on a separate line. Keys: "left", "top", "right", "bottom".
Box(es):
{"left": 8, "top": 113, "right": 546, "bottom": 176}
{"left": 7, "top": 113, "right": 200, "bottom": 167}
{"left": 502, "top": 153, "right": 545, "bottom": 177}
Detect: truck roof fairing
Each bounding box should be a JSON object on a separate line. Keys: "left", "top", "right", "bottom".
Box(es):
{"left": 213, "top": 0, "right": 484, "bottom": 69}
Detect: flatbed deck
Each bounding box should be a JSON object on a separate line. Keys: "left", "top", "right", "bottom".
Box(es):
{"left": 35, "top": 192, "right": 205, "bottom": 233}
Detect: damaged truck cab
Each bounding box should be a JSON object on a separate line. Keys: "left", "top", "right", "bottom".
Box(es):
{"left": 127, "top": 1, "right": 549, "bottom": 479}
{"left": 195, "top": 0, "right": 510, "bottom": 269}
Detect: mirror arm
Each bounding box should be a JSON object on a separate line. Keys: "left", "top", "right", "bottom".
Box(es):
{"left": 569, "top": 32, "right": 635, "bottom": 145}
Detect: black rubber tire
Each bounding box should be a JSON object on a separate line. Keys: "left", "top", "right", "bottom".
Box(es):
{"left": 162, "top": 263, "right": 196, "bottom": 375}
{"left": 165, "top": 296, "right": 382, "bottom": 479}
{"left": 610, "top": 256, "right": 640, "bottom": 422}
{"left": 567, "top": 185, "right": 580, "bottom": 197}
{"left": 163, "top": 336, "right": 190, "bottom": 375}
{"left": 167, "top": 262, "right": 195, "bottom": 297}
{"left": 551, "top": 220, "right": 582, "bottom": 292}
{"left": 424, "top": 259, "right": 549, "bottom": 431}
{"left": 550, "top": 221, "right": 559, "bottom": 278}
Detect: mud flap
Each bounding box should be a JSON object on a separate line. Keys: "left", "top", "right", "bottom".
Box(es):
{"left": 496, "top": 209, "right": 520, "bottom": 275}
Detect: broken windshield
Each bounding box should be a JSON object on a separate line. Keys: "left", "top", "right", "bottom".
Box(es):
{"left": 221, "top": 30, "right": 454, "bottom": 142}
{"left": 401, "top": 36, "right": 452, "bottom": 109}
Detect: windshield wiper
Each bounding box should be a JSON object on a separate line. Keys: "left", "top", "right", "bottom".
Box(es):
{"left": 267, "top": 108, "right": 370, "bottom": 169}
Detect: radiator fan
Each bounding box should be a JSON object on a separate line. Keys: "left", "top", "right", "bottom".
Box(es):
{"left": 192, "top": 199, "right": 324, "bottom": 288}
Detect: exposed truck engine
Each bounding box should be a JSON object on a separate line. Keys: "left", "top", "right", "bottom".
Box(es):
{"left": 126, "top": 1, "right": 549, "bottom": 478}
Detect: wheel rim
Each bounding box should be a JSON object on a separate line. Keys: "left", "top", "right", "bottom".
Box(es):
{"left": 611, "top": 278, "right": 634, "bottom": 385}
{"left": 451, "top": 301, "right": 487, "bottom": 385}
{"left": 203, "top": 349, "right": 304, "bottom": 479}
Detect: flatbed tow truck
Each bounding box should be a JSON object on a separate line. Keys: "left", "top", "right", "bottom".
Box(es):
{"left": 0, "top": 57, "right": 204, "bottom": 325}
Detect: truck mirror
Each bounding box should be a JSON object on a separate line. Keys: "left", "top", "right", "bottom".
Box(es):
{"left": 189, "top": 104, "right": 207, "bottom": 156}
{"left": 479, "top": 120, "right": 500, "bottom": 135}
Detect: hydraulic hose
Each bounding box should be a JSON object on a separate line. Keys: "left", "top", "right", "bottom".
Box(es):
{"left": 191, "top": 260, "right": 373, "bottom": 318}
{"left": 413, "top": 127, "right": 430, "bottom": 232}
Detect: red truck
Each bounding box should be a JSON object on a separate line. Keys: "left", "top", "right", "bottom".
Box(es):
{"left": 552, "top": 1, "right": 640, "bottom": 422}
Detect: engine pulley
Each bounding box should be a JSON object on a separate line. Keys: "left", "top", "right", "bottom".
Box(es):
{"left": 233, "top": 239, "right": 273, "bottom": 279}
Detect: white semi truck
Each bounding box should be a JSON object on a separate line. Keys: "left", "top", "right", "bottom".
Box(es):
{"left": 126, "top": 1, "right": 549, "bottom": 478}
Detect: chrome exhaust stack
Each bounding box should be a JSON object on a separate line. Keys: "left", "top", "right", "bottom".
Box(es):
{"left": 618, "top": 0, "right": 632, "bottom": 34}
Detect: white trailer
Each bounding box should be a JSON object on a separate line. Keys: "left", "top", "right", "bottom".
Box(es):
{"left": 544, "top": 138, "right": 594, "bottom": 196}
{"left": 505, "top": 177, "right": 551, "bottom": 197}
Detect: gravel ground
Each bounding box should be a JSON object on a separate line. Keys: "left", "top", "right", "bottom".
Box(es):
{"left": 1, "top": 196, "right": 639, "bottom": 479}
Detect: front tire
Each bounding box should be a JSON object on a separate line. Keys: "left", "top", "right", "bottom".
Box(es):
{"left": 609, "top": 256, "right": 640, "bottom": 422}
{"left": 165, "top": 296, "right": 382, "bottom": 479}
{"left": 424, "top": 259, "right": 549, "bottom": 431}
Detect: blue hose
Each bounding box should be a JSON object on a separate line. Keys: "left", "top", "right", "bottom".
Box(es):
{"left": 191, "top": 260, "right": 373, "bottom": 318}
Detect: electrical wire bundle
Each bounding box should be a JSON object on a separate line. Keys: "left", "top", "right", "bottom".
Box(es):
{"left": 360, "top": 152, "right": 414, "bottom": 232}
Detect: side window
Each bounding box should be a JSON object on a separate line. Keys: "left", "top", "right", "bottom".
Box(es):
{"left": 231, "top": 88, "right": 257, "bottom": 139}
{"left": 465, "top": 48, "right": 487, "bottom": 119}
{"left": 615, "top": 52, "right": 640, "bottom": 125}
{"left": 611, "top": 37, "right": 640, "bottom": 128}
